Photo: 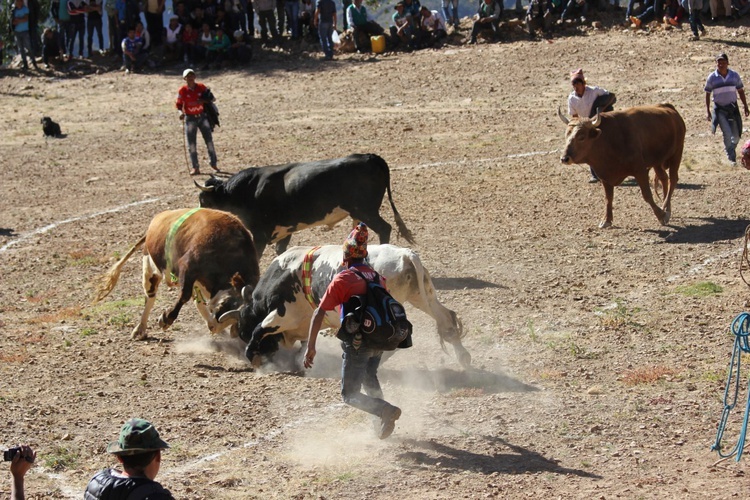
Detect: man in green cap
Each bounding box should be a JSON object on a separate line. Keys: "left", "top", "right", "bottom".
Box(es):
{"left": 84, "top": 418, "right": 174, "bottom": 499}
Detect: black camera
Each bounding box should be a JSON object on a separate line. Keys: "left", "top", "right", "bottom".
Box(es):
{"left": 3, "top": 447, "right": 20, "bottom": 461}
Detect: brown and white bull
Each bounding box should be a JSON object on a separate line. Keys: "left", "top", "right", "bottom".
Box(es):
{"left": 93, "top": 208, "right": 260, "bottom": 340}
{"left": 558, "top": 103, "right": 686, "bottom": 229}
{"left": 220, "top": 244, "right": 471, "bottom": 369}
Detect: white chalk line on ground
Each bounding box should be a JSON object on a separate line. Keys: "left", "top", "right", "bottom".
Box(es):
{"left": 35, "top": 403, "right": 343, "bottom": 498}
{"left": 0, "top": 198, "right": 167, "bottom": 255}
{"left": 0, "top": 152, "right": 558, "bottom": 255}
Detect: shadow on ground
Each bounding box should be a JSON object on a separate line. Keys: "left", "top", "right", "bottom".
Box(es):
{"left": 396, "top": 435, "right": 601, "bottom": 478}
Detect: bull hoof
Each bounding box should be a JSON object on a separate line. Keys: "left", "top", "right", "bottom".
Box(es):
{"left": 250, "top": 354, "right": 262, "bottom": 369}
{"left": 131, "top": 325, "right": 147, "bottom": 340}
{"left": 458, "top": 350, "right": 472, "bottom": 369}
{"left": 158, "top": 312, "right": 171, "bottom": 330}
{"left": 598, "top": 220, "right": 612, "bottom": 229}
{"left": 660, "top": 210, "right": 671, "bottom": 226}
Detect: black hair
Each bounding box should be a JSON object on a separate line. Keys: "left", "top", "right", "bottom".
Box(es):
{"left": 119, "top": 450, "right": 158, "bottom": 470}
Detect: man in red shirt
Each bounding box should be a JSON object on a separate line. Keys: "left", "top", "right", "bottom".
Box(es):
{"left": 175, "top": 68, "right": 219, "bottom": 176}
{"left": 304, "top": 223, "right": 403, "bottom": 439}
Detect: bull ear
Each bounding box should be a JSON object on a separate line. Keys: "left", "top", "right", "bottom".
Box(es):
{"left": 194, "top": 180, "right": 215, "bottom": 192}
{"left": 242, "top": 285, "right": 254, "bottom": 303}
{"left": 557, "top": 106, "right": 570, "bottom": 125}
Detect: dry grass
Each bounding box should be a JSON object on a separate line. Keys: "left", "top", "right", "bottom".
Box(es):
{"left": 621, "top": 366, "right": 677, "bottom": 386}
{"left": 26, "top": 306, "right": 82, "bottom": 324}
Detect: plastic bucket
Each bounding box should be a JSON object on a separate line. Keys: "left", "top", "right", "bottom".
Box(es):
{"left": 371, "top": 35, "right": 385, "bottom": 54}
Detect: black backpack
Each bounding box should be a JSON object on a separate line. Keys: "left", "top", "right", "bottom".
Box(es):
{"left": 345, "top": 269, "right": 413, "bottom": 351}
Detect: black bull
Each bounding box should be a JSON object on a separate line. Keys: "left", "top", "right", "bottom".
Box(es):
{"left": 194, "top": 153, "right": 415, "bottom": 257}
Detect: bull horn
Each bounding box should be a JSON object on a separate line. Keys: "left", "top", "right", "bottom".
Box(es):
{"left": 241, "top": 285, "right": 254, "bottom": 303}
{"left": 557, "top": 106, "right": 569, "bottom": 125}
{"left": 193, "top": 180, "right": 215, "bottom": 192}
{"left": 218, "top": 309, "right": 240, "bottom": 325}
{"left": 591, "top": 111, "right": 601, "bottom": 128}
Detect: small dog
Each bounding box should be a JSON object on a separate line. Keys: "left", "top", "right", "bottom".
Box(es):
{"left": 41, "top": 117, "right": 62, "bottom": 138}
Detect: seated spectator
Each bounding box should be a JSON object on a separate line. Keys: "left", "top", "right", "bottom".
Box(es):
{"left": 559, "top": 0, "right": 588, "bottom": 22}
{"left": 299, "top": 0, "right": 316, "bottom": 39}
{"left": 191, "top": 5, "right": 207, "bottom": 29}
{"left": 214, "top": 8, "right": 229, "bottom": 32}
{"left": 629, "top": 0, "right": 658, "bottom": 27}
{"left": 229, "top": 29, "right": 252, "bottom": 64}
{"left": 390, "top": 2, "right": 416, "bottom": 50}
{"left": 732, "top": 0, "right": 750, "bottom": 16}
{"left": 181, "top": 22, "right": 199, "bottom": 63}
{"left": 197, "top": 22, "right": 213, "bottom": 60}
{"left": 203, "top": 25, "right": 230, "bottom": 69}
{"left": 41, "top": 27, "right": 62, "bottom": 68}
{"left": 346, "top": 0, "right": 385, "bottom": 52}
{"left": 175, "top": 1, "right": 192, "bottom": 28}
{"left": 84, "top": 418, "right": 173, "bottom": 499}
{"left": 165, "top": 16, "right": 183, "bottom": 62}
{"left": 526, "top": 0, "right": 553, "bottom": 38}
{"left": 419, "top": 6, "right": 447, "bottom": 47}
{"left": 403, "top": 0, "right": 422, "bottom": 23}
{"left": 663, "top": 0, "right": 683, "bottom": 23}
{"left": 135, "top": 21, "right": 151, "bottom": 52}
{"left": 121, "top": 26, "right": 146, "bottom": 73}
{"left": 8, "top": 445, "right": 35, "bottom": 500}
{"left": 469, "top": 0, "right": 501, "bottom": 44}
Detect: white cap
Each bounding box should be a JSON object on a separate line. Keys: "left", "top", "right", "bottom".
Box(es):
{"left": 182, "top": 68, "right": 195, "bottom": 78}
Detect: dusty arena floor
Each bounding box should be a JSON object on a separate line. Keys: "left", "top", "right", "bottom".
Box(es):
{"left": 2, "top": 20, "right": 750, "bottom": 499}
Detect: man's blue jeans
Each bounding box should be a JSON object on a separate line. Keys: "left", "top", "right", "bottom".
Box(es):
{"left": 340, "top": 343, "right": 387, "bottom": 417}
{"left": 318, "top": 21, "right": 334, "bottom": 58}
{"left": 185, "top": 114, "right": 217, "bottom": 169}
{"left": 715, "top": 106, "right": 740, "bottom": 162}
{"left": 285, "top": 0, "right": 300, "bottom": 38}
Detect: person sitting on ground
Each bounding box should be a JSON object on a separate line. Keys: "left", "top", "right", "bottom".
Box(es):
{"left": 390, "top": 2, "right": 415, "bottom": 49}
{"left": 567, "top": 68, "right": 616, "bottom": 183}
{"left": 299, "top": 0, "right": 316, "bottom": 38}
{"left": 559, "top": 0, "right": 588, "bottom": 22}
{"left": 403, "top": 0, "right": 422, "bottom": 25}
{"left": 197, "top": 22, "right": 213, "bottom": 60}
{"left": 8, "top": 445, "right": 35, "bottom": 500}
{"left": 526, "top": 0, "right": 552, "bottom": 38}
{"left": 181, "top": 22, "right": 199, "bottom": 63}
{"left": 733, "top": 0, "right": 750, "bottom": 17}
{"left": 203, "top": 25, "right": 231, "bottom": 69}
{"left": 346, "top": 0, "right": 385, "bottom": 52}
{"left": 419, "top": 5, "right": 447, "bottom": 47}
{"left": 629, "top": 0, "right": 656, "bottom": 27}
{"left": 228, "top": 29, "right": 252, "bottom": 64}
{"left": 84, "top": 418, "right": 173, "bottom": 499}
{"left": 41, "top": 27, "right": 62, "bottom": 68}
{"left": 135, "top": 21, "right": 151, "bottom": 53}
{"left": 121, "top": 26, "right": 146, "bottom": 73}
{"left": 469, "top": 0, "right": 501, "bottom": 44}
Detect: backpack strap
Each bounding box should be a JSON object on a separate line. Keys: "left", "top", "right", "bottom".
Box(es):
{"left": 350, "top": 268, "right": 380, "bottom": 284}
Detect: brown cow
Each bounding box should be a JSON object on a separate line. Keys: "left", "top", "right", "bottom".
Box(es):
{"left": 558, "top": 103, "right": 686, "bottom": 229}
{"left": 93, "top": 208, "right": 260, "bottom": 340}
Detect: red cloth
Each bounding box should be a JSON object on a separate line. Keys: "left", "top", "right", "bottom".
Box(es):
{"left": 319, "top": 265, "right": 386, "bottom": 312}
{"left": 176, "top": 82, "right": 207, "bottom": 116}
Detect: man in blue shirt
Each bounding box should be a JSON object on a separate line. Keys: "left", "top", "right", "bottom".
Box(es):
{"left": 12, "top": 0, "right": 39, "bottom": 71}
{"left": 704, "top": 53, "right": 750, "bottom": 165}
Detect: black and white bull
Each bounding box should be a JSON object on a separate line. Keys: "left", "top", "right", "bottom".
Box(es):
{"left": 220, "top": 244, "right": 471, "bottom": 368}
{"left": 558, "top": 103, "right": 686, "bottom": 229}
{"left": 93, "top": 208, "right": 260, "bottom": 340}
{"left": 194, "top": 154, "right": 415, "bottom": 257}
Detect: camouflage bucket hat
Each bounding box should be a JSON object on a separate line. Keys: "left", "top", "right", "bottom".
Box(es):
{"left": 106, "top": 418, "right": 170, "bottom": 456}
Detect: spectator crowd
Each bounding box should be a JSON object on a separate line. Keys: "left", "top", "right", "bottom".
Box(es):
{"left": 4, "top": 0, "right": 750, "bottom": 71}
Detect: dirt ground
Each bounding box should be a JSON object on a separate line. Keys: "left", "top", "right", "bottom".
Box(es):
{"left": 3, "top": 18, "right": 750, "bottom": 499}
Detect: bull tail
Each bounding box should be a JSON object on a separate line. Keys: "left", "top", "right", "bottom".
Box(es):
{"left": 373, "top": 154, "right": 416, "bottom": 245}
{"left": 92, "top": 235, "right": 146, "bottom": 303}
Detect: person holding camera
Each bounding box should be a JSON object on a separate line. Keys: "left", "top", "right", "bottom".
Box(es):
{"left": 84, "top": 418, "right": 173, "bottom": 499}
{"left": 7, "top": 445, "right": 35, "bottom": 500}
